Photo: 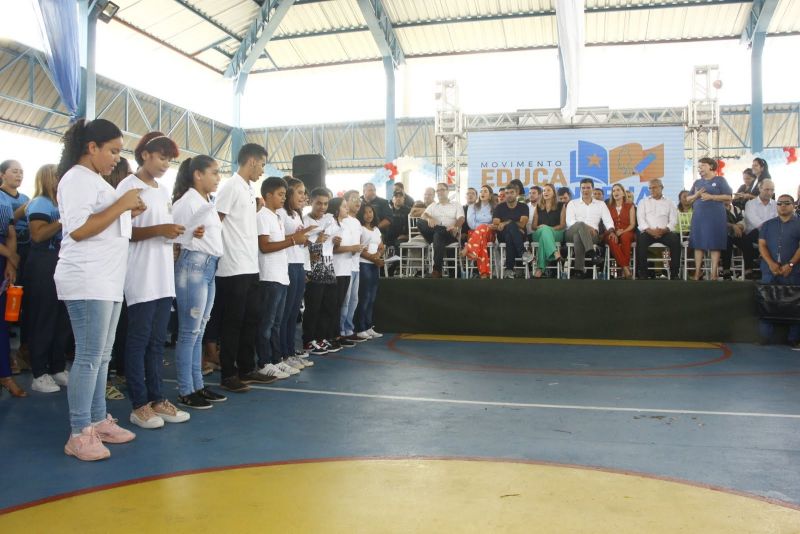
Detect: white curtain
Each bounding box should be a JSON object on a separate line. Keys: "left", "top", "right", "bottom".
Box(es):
{"left": 556, "top": 0, "right": 585, "bottom": 120}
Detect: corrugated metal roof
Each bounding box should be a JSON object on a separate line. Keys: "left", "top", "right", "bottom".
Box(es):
{"left": 107, "top": 0, "right": 800, "bottom": 74}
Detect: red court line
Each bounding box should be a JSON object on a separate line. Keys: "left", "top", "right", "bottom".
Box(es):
{"left": 1, "top": 455, "right": 797, "bottom": 515}
{"left": 324, "top": 337, "right": 800, "bottom": 378}
{"left": 386, "top": 334, "right": 734, "bottom": 373}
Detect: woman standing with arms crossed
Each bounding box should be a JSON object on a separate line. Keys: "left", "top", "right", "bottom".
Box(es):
{"left": 56, "top": 118, "right": 142, "bottom": 460}
{"left": 172, "top": 155, "right": 227, "bottom": 409}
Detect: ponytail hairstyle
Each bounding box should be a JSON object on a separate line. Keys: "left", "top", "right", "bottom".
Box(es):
{"left": 173, "top": 155, "right": 215, "bottom": 203}
{"left": 283, "top": 176, "right": 305, "bottom": 218}
{"left": 134, "top": 131, "right": 179, "bottom": 167}
{"left": 0, "top": 160, "right": 19, "bottom": 175}
{"left": 326, "top": 196, "right": 345, "bottom": 226}
{"left": 57, "top": 118, "right": 123, "bottom": 179}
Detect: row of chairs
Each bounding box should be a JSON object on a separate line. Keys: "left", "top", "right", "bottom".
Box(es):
{"left": 396, "top": 216, "right": 749, "bottom": 280}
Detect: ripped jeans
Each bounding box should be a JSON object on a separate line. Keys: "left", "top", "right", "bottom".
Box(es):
{"left": 175, "top": 249, "right": 219, "bottom": 396}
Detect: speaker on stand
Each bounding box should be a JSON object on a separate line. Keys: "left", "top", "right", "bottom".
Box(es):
{"left": 292, "top": 154, "right": 327, "bottom": 192}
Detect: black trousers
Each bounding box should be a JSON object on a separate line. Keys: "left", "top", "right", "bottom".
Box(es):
{"left": 215, "top": 273, "right": 260, "bottom": 379}
{"left": 498, "top": 224, "right": 525, "bottom": 269}
{"left": 303, "top": 281, "right": 338, "bottom": 344}
{"left": 332, "top": 276, "right": 351, "bottom": 340}
{"left": 722, "top": 229, "right": 759, "bottom": 271}
{"left": 418, "top": 220, "right": 456, "bottom": 270}
{"left": 24, "top": 247, "right": 69, "bottom": 378}
{"left": 636, "top": 231, "right": 682, "bottom": 279}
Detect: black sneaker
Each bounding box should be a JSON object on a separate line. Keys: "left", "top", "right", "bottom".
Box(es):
{"left": 324, "top": 340, "right": 343, "bottom": 353}
{"left": 220, "top": 376, "right": 250, "bottom": 393}
{"left": 178, "top": 392, "right": 212, "bottom": 410}
{"left": 338, "top": 337, "right": 356, "bottom": 347}
{"left": 199, "top": 387, "right": 227, "bottom": 402}
{"left": 240, "top": 370, "right": 277, "bottom": 385}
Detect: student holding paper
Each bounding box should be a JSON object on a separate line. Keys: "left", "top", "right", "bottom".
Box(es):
{"left": 171, "top": 155, "right": 227, "bottom": 409}
{"left": 117, "top": 132, "right": 190, "bottom": 429}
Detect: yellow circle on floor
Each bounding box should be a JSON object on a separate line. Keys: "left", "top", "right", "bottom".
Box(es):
{"left": 2, "top": 459, "right": 799, "bottom": 533}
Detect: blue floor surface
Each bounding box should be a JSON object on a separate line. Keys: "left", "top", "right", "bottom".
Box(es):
{"left": 1, "top": 334, "right": 799, "bottom": 511}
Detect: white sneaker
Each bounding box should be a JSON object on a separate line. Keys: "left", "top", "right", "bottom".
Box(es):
{"left": 259, "top": 363, "right": 289, "bottom": 379}
{"left": 286, "top": 356, "right": 306, "bottom": 369}
{"left": 152, "top": 400, "right": 190, "bottom": 424}
{"left": 130, "top": 404, "right": 165, "bottom": 429}
{"left": 366, "top": 328, "right": 383, "bottom": 338}
{"left": 276, "top": 361, "right": 300, "bottom": 376}
{"left": 32, "top": 374, "right": 60, "bottom": 393}
{"left": 297, "top": 356, "right": 313, "bottom": 367}
{"left": 356, "top": 331, "right": 372, "bottom": 340}
{"left": 52, "top": 370, "right": 70, "bottom": 386}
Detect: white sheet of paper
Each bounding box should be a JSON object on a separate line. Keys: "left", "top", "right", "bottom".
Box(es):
{"left": 168, "top": 203, "right": 214, "bottom": 245}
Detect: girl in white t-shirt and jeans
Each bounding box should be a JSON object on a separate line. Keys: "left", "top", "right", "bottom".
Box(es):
{"left": 171, "top": 155, "right": 227, "bottom": 410}
{"left": 117, "top": 132, "right": 190, "bottom": 429}
{"left": 55, "top": 119, "right": 143, "bottom": 461}
{"left": 354, "top": 205, "right": 385, "bottom": 340}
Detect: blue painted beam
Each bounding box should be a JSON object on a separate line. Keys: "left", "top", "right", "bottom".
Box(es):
{"left": 225, "top": 0, "right": 296, "bottom": 92}
{"left": 740, "top": 0, "right": 779, "bottom": 46}
{"left": 356, "top": 0, "right": 404, "bottom": 69}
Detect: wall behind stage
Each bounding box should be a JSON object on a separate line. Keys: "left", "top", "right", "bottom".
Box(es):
{"left": 467, "top": 127, "right": 685, "bottom": 203}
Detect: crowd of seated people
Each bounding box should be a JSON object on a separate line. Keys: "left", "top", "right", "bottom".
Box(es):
{"left": 410, "top": 157, "right": 790, "bottom": 282}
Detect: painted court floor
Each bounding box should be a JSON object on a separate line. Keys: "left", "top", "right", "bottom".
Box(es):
{"left": 1, "top": 334, "right": 799, "bottom": 533}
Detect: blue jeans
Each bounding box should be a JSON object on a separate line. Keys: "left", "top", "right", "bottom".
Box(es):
{"left": 354, "top": 263, "right": 379, "bottom": 333}
{"left": 279, "top": 264, "right": 306, "bottom": 357}
{"left": 125, "top": 297, "right": 172, "bottom": 409}
{"left": 759, "top": 269, "right": 800, "bottom": 343}
{"left": 65, "top": 300, "right": 122, "bottom": 434}
{"left": 174, "top": 250, "right": 218, "bottom": 396}
{"left": 340, "top": 269, "right": 360, "bottom": 336}
{"left": 258, "top": 281, "right": 288, "bottom": 366}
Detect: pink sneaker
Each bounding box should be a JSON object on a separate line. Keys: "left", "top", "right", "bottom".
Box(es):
{"left": 64, "top": 426, "right": 111, "bottom": 461}
{"left": 94, "top": 414, "right": 136, "bottom": 444}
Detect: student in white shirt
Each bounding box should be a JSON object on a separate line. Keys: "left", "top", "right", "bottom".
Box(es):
{"left": 565, "top": 178, "right": 615, "bottom": 278}
{"left": 636, "top": 178, "right": 681, "bottom": 280}
{"left": 302, "top": 188, "right": 341, "bottom": 355}
{"left": 117, "top": 132, "right": 190, "bottom": 429}
{"left": 215, "top": 144, "right": 273, "bottom": 393}
{"left": 354, "top": 205, "right": 385, "bottom": 340}
{"left": 256, "top": 177, "right": 313, "bottom": 381}
{"left": 278, "top": 177, "right": 315, "bottom": 366}
{"left": 171, "top": 155, "right": 227, "bottom": 410}
{"left": 55, "top": 119, "right": 141, "bottom": 461}
{"left": 327, "top": 196, "right": 363, "bottom": 347}
{"left": 340, "top": 190, "right": 365, "bottom": 343}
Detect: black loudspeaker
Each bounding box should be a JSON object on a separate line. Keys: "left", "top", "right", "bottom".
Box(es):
{"left": 292, "top": 154, "right": 327, "bottom": 191}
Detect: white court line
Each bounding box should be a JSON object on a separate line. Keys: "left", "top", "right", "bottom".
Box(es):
{"left": 230, "top": 382, "right": 800, "bottom": 420}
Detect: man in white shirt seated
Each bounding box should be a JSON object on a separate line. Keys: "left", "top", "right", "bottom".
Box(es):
{"left": 565, "top": 178, "right": 615, "bottom": 278}
{"left": 741, "top": 179, "right": 777, "bottom": 277}
{"left": 636, "top": 178, "right": 681, "bottom": 280}
{"left": 419, "top": 182, "right": 465, "bottom": 278}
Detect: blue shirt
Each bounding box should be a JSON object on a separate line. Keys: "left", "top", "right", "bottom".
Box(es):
{"left": 467, "top": 202, "right": 493, "bottom": 230}
{"left": 759, "top": 215, "right": 800, "bottom": 271}
{"left": 0, "top": 189, "right": 30, "bottom": 244}
{"left": 26, "top": 196, "right": 62, "bottom": 251}
{"left": 0, "top": 194, "right": 12, "bottom": 244}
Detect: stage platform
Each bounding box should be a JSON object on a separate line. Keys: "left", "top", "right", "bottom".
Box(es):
{"left": 374, "top": 279, "right": 760, "bottom": 343}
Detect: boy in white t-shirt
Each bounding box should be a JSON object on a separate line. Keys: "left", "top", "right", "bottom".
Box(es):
{"left": 214, "top": 144, "right": 274, "bottom": 392}
{"left": 255, "top": 177, "right": 312, "bottom": 380}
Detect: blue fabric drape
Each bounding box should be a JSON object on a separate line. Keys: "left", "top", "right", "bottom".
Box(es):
{"left": 33, "top": 0, "right": 81, "bottom": 119}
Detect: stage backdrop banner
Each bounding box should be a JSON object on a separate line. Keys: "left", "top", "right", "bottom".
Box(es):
{"left": 468, "top": 127, "right": 685, "bottom": 204}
